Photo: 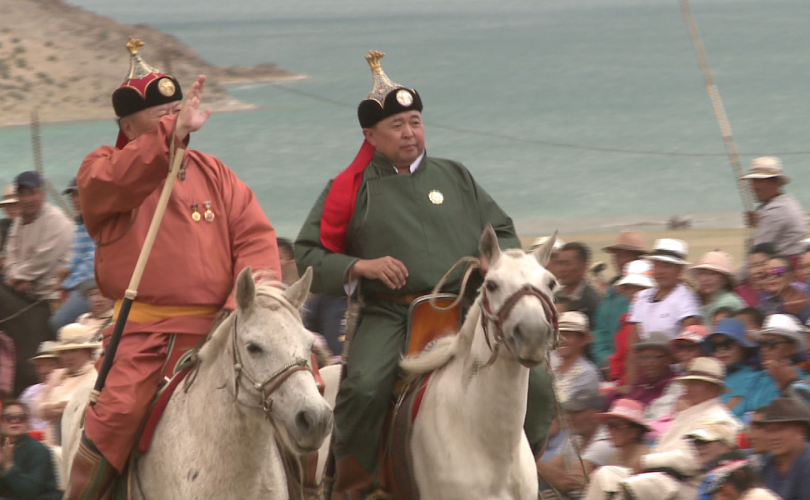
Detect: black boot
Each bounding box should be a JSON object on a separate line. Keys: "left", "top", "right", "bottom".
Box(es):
{"left": 65, "top": 432, "right": 117, "bottom": 500}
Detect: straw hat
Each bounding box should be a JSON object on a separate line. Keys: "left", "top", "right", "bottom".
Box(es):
{"left": 52, "top": 323, "right": 102, "bottom": 352}
{"left": 686, "top": 418, "right": 739, "bottom": 446}
{"left": 675, "top": 357, "right": 728, "bottom": 390}
{"left": 615, "top": 259, "right": 654, "bottom": 288}
{"left": 602, "top": 230, "right": 648, "bottom": 254}
{"left": 0, "top": 184, "right": 18, "bottom": 206}
{"left": 28, "top": 341, "right": 59, "bottom": 363}
{"left": 645, "top": 238, "right": 689, "bottom": 266}
{"left": 558, "top": 311, "right": 589, "bottom": 334}
{"left": 596, "top": 398, "right": 651, "bottom": 430}
{"left": 740, "top": 156, "right": 789, "bottom": 184}
{"left": 528, "top": 236, "right": 564, "bottom": 253}
{"left": 755, "top": 314, "right": 806, "bottom": 353}
{"left": 690, "top": 251, "right": 736, "bottom": 283}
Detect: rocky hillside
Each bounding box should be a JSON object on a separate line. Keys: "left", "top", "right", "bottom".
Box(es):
{"left": 0, "top": 0, "right": 301, "bottom": 126}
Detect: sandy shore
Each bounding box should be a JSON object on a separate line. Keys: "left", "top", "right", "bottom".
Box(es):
{"left": 520, "top": 227, "right": 755, "bottom": 270}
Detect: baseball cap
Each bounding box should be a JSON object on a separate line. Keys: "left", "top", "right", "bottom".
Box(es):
{"left": 15, "top": 171, "right": 42, "bottom": 190}
{"left": 562, "top": 386, "right": 603, "bottom": 412}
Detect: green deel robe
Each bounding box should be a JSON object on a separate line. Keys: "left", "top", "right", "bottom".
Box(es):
{"left": 295, "top": 151, "right": 554, "bottom": 471}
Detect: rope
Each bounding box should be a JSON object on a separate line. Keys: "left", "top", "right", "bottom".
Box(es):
{"left": 429, "top": 256, "right": 481, "bottom": 311}
{"left": 0, "top": 298, "right": 46, "bottom": 324}
{"left": 268, "top": 83, "right": 810, "bottom": 158}
{"left": 678, "top": 0, "right": 755, "bottom": 213}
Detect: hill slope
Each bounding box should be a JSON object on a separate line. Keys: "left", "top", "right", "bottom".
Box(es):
{"left": 0, "top": 0, "right": 300, "bottom": 126}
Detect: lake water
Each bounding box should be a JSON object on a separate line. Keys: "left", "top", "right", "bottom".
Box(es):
{"left": 1, "top": 0, "right": 808, "bottom": 237}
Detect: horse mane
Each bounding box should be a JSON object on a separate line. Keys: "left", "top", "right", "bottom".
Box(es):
{"left": 399, "top": 299, "right": 481, "bottom": 380}
{"left": 198, "top": 279, "right": 301, "bottom": 363}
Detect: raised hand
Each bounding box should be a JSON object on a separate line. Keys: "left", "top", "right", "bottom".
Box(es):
{"left": 175, "top": 75, "right": 212, "bottom": 143}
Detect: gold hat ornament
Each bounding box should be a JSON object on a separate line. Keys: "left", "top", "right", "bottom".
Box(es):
{"left": 357, "top": 50, "right": 422, "bottom": 128}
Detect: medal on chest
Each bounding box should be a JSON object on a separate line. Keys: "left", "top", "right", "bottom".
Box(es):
{"left": 428, "top": 190, "right": 444, "bottom": 205}
{"left": 203, "top": 201, "right": 215, "bottom": 222}
{"left": 190, "top": 203, "right": 201, "bottom": 222}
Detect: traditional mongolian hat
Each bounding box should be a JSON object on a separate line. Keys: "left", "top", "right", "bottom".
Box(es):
{"left": 112, "top": 37, "right": 183, "bottom": 149}
{"left": 357, "top": 51, "right": 422, "bottom": 128}
{"left": 52, "top": 323, "right": 102, "bottom": 352}
{"left": 319, "top": 51, "right": 422, "bottom": 254}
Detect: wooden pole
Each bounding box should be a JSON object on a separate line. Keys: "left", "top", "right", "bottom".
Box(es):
{"left": 30, "top": 109, "right": 74, "bottom": 217}
{"left": 678, "top": 0, "right": 754, "bottom": 213}
{"left": 90, "top": 139, "right": 186, "bottom": 403}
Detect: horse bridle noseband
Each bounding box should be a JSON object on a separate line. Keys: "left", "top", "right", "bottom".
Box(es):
{"left": 230, "top": 314, "right": 311, "bottom": 417}
{"left": 478, "top": 283, "right": 559, "bottom": 368}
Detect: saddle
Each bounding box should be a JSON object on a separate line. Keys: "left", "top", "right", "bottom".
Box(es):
{"left": 332, "top": 294, "right": 462, "bottom": 500}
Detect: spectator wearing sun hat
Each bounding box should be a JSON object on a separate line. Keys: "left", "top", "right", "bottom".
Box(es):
{"left": 19, "top": 341, "right": 61, "bottom": 432}
{"left": 754, "top": 314, "right": 807, "bottom": 395}
{"left": 583, "top": 357, "right": 741, "bottom": 500}
{"left": 596, "top": 399, "right": 650, "bottom": 469}
{"left": 703, "top": 318, "right": 780, "bottom": 421}
{"left": 550, "top": 311, "right": 601, "bottom": 405}
{"left": 691, "top": 251, "right": 744, "bottom": 327}
{"left": 757, "top": 397, "right": 810, "bottom": 500}
{"left": 670, "top": 325, "right": 709, "bottom": 374}
{"left": 741, "top": 156, "right": 807, "bottom": 260}
{"left": 625, "top": 239, "right": 701, "bottom": 386}
{"left": 592, "top": 232, "right": 648, "bottom": 368}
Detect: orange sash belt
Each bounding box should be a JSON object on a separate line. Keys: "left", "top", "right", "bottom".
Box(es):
{"left": 113, "top": 301, "right": 220, "bottom": 324}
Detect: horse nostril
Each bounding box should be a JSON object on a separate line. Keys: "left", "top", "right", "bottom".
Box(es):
{"left": 513, "top": 325, "right": 524, "bottom": 341}
{"left": 295, "top": 410, "right": 314, "bottom": 434}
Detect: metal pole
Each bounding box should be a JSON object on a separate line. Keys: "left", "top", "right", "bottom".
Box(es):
{"left": 678, "top": 0, "right": 755, "bottom": 213}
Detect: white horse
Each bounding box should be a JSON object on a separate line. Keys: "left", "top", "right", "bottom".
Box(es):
{"left": 62, "top": 267, "right": 334, "bottom": 500}
{"left": 318, "top": 226, "right": 558, "bottom": 499}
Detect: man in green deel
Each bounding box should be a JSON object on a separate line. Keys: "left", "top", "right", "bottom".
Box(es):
{"left": 295, "top": 50, "right": 554, "bottom": 495}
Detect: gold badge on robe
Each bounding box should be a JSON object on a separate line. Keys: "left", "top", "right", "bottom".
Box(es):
{"left": 428, "top": 190, "right": 444, "bottom": 205}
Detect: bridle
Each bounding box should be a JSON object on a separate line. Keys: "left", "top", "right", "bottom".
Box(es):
{"left": 230, "top": 314, "right": 310, "bottom": 417}
{"left": 477, "top": 283, "right": 559, "bottom": 369}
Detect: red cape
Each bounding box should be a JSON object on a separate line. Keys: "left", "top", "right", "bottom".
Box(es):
{"left": 319, "top": 140, "right": 375, "bottom": 253}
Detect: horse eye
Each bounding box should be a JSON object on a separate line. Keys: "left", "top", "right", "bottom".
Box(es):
{"left": 485, "top": 280, "right": 499, "bottom": 293}
{"left": 246, "top": 343, "right": 263, "bottom": 355}
{"left": 546, "top": 278, "right": 557, "bottom": 291}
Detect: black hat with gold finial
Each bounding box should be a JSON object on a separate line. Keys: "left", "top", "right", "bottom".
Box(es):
{"left": 111, "top": 37, "right": 182, "bottom": 119}
{"left": 357, "top": 51, "right": 422, "bottom": 128}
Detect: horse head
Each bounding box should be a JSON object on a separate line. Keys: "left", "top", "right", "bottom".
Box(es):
{"left": 226, "top": 266, "right": 333, "bottom": 454}
{"left": 478, "top": 225, "right": 559, "bottom": 368}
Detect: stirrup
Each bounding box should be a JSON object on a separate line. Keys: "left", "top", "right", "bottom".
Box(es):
{"left": 66, "top": 434, "right": 117, "bottom": 500}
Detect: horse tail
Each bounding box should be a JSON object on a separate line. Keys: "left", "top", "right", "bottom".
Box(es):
{"left": 399, "top": 335, "right": 458, "bottom": 380}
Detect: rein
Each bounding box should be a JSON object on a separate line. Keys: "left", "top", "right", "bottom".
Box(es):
{"left": 230, "top": 314, "right": 310, "bottom": 417}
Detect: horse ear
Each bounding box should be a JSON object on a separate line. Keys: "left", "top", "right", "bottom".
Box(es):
{"left": 533, "top": 231, "right": 558, "bottom": 267}
{"left": 479, "top": 224, "right": 501, "bottom": 264}
{"left": 283, "top": 266, "right": 313, "bottom": 311}
{"left": 235, "top": 266, "right": 256, "bottom": 312}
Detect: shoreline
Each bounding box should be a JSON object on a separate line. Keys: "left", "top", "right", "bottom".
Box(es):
{"left": 0, "top": 73, "right": 309, "bottom": 130}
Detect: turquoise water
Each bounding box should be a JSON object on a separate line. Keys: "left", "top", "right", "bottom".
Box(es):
{"left": 1, "top": 0, "right": 809, "bottom": 237}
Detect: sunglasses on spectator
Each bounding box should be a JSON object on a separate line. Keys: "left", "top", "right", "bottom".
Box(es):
{"left": 1, "top": 413, "right": 27, "bottom": 423}
{"left": 758, "top": 339, "right": 791, "bottom": 350}
{"left": 709, "top": 338, "right": 737, "bottom": 352}
{"left": 766, "top": 267, "right": 788, "bottom": 277}
{"left": 605, "top": 421, "right": 632, "bottom": 430}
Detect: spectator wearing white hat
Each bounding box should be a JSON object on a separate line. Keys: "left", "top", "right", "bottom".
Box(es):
{"left": 626, "top": 239, "right": 701, "bottom": 386}
{"left": 583, "top": 357, "right": 741, "bottom": 500}
{"left": 741, "top": 156, "right": 807, "bottom": 259}
{"left": 33, "top": 324, "right": 100, "bottom": 446}
{"left": 19, "top": 341, "right": 61, "bottom": 432}
{"left": 754, "top": 314, "right": 807, "bottom": 393}
{"left": 550, "top": 312, "right": 601, "bottom": 405}
{"left": 607, "top": 260, "right": 655, "bottom": 384}
{"left": 691, "top": 251, "right": 744, "bottom": 327}
{"left": 592, "top": 232, "right": 648, "bottom": 369}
